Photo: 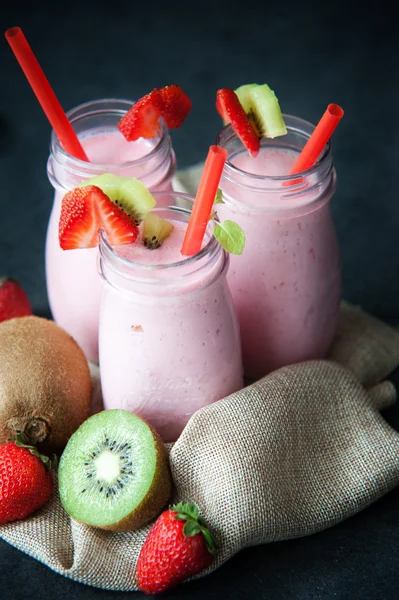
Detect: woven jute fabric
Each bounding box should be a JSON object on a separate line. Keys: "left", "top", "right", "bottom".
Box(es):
{"left": 1, "top": 302, "right": 399, "bottom": 591}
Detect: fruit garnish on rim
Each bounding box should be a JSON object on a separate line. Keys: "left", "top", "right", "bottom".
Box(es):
{"left": 77, "top": 173, "right": 156, "bottom": 225}
{"left": 234, "top": 83, "right": 287, "bottom": 139}
{"left": 143, "top": 213, "right": 174, "bottom": 250}
{"left": 159, "top": 84, "right": 192, "bottom": 129}
{"left": 118, "top": 84, "right": 192, "bottom": 142}
{"left": 59, "top": 185, "right": 139, "bottom": 250}
{"left": 216, "top": 83, "right": 287, "bottom": 156}
{"left": 216, "top": 88, "right": 260, "bottom": 158}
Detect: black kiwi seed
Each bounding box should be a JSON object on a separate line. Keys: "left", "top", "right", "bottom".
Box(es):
{"left": 78, "top": 435, "right": 137, "bottom": 501}
{"left": 248, "top": 109, "right": 264, "bottom": 137}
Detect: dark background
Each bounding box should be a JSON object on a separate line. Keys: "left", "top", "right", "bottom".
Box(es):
{"left": 1, "top": 1, "right": 399, "bottom": 598}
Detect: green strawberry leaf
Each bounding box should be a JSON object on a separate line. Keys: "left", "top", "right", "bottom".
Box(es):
{"left": 172, "top": 502, "right": 199, "bottom": 520}
{"left": 182, "top": 503, "right": 199, "bottom": 520}
{"left": 214, "top": 188, "right": 224, "bottom": 204}
{"left": 183, "top": 519, "right": 202, "bottom": 537}
{"left": 171, "top": 502, "right": 185, "bottom": 513}
{"left": 15, "top": 433, "right": 58, "bottom": 470}
{"left": 214, "top": 220, "right": 246, "bottom": 255}
{"left": 201, "top": 526, "right": 217, "bottom": 555}
{"left": 172, "top": 502, "right": 217, "bottom": 554}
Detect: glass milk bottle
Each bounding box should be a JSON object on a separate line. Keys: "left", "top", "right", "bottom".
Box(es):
{"left": 216, "top": 115, "right": 341, "bottom": 379}
{"left": 46, "top": 98, "right": 177, "bottom": 363}
{"left": 98, "top": 192, "right": 243, "bottom": 442}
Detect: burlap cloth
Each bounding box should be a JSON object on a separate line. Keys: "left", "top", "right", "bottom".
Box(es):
{"left": 1, "top": 166, "right": 399, "bottom": 591}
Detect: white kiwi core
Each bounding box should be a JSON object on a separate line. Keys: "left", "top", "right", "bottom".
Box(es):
{"left": 94, "top": 450, "right": 120, "bottom": 483}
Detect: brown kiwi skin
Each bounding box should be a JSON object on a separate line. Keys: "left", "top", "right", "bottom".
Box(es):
{"left": 0, "top": 316, "right": 92, "bottom": 455}
{"left": 98, "top": 421, "right": 172, "bottom": 532}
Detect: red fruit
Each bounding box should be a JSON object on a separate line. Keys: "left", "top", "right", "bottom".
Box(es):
{"left": 59, "top": 185, "right": 139, "bottom": 250}
{"left": 216, "top": 88, "right": 260, "bottom": 157}
{"left": 136, "top": 502, "right": 215, "bottom": 595}
{"left": 0, "top": 278, "right": 32, "bottom": 323}
{"left": 118, "top": 89, "right": 164, "bottom": 141}
{"left": 216, "top": 93, "right": 230, "bottom": 124}
{"left": 0, "top": 436, "right": 54, "bottom": 525}
{"left": 159, "top": 84, "right": 192, "bottom": 129}
{"left": 118, "top": 85, "right": 192, "bottom": 141}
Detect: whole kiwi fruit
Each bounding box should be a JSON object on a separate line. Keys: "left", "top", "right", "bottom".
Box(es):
{"left": 0, "top": 316, "right": 92, "bottom": 455}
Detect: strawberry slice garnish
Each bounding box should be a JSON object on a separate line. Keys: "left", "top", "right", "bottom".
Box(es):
{"left": 216, "top": 93, "right": 230, "bottom": 124}
{"left": 59, "top": 185, "right": 139, "bottom": 250}
{"left": 159, "top": 84, "right": 192, "bottom": 129}
{"left": 216, "top": 88, "right": 260, "bottom": 157}
{"left": 118, "top": 85, "right": 192, "bottom": 141}
{"left": 118, "top": 89, "right": 163, "bottom": 142}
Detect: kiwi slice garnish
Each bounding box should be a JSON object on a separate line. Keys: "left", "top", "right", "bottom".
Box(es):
{"left": 58, "top": 410, "right": 172, "bottom": 531}
{"left": 235, "top": 83, "right": 287, "bottom": 139}
{"left": 78, "top": 174, "right": 156, "bottom": 224}
{"left": 142, "top": 212, "right": 174, "bottom": 250}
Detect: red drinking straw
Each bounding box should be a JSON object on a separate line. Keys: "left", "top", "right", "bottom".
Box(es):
{"left": 289, "top": 104, "right": 344, "bottom": 175}
{"left": 181, "top": 145, "right": 228, "bottom": 256}
{"left": 5, "top": 27, "right": 89, "bottom": 161}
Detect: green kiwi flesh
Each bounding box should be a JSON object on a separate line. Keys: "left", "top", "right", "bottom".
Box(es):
{"left": 143, "top": 212, "right": 174, "bottom": 250}
{"left": 58, "top": 409, "right": 172, "bottom": 531}
{"left": 235, "top": 83, "right": 287, "bottom": 139}
{"left": 78, "top": 174, "right": 156, "bottom": 224}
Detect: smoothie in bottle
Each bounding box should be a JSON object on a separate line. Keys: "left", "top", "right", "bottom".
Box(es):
{"left": 58, "top": 146, "right": 244, "bottom": 442}
{"left": 46, "top": 98, "right": 178, "bottom": 363}
{"left": 215, "top": 85, "right": 343, "bottom": 379}
{"left": 98, "top": 192, "right": 243, "bottom": 442}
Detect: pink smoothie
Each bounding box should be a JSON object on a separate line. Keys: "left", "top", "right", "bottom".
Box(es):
{"left": 216, "top": 146, "right": 341, "bottom": 379}
{"left": 46, "top": 129, "right": 175, "bottom": 364}
{"left": 98, "top": 220, "right": 243, "bottom": 442}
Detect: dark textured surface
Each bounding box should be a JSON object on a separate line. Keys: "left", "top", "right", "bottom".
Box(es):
{"left": 1, "top": 1, "right": 399, "bottom": 598}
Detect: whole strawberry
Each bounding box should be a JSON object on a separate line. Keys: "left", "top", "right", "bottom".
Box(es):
{"left": 0, "top": 434, "right": 56, "bottom": 525}
{"left": 136, "top": 502, "right": 215, "bottom": 595}
{"left": 0, "top": 277, "right": 32, "bottom": 323}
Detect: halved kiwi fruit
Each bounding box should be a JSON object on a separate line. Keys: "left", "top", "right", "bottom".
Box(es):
{"left": 235, "top": 83, "right": 287, "bottom": 139}
{"left": 78, "top": 174, "right": 156, "bottom": 224}
{"left": 142, "top": 212, "right": 174, "bottom": 250}
{"left": 58, "top": 409, "right": 172, "bottom": 531}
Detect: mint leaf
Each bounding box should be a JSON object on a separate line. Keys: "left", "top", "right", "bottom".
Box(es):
{"left": 214, "top": 188, "right": 224, "bottom": 205}
{"left": 214, "top": 220, "right": 246, "bottom": 255}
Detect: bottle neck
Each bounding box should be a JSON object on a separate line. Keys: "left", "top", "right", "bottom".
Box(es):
{"left": 47, "top": 98, "right": 176, "bottom": 192}
{"left": 216, "top": 114, "right": 336, "bottom": 216}
{"left": 98, "top": 200, "right": 228, "bottom": 298}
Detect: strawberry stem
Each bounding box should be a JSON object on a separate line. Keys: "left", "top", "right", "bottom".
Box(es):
{"left": 171, "top": 502, "right": 216, "bottom": 555}
{"left": 14, "top": 432, "right": 58, "bottom": 470}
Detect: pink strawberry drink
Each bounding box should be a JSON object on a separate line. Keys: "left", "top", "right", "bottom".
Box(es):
{"left": 98, "top": 193, "right": 243, "bottom": 442}
{"left": 46, "top": 99, "right": 176, "bottom": 363}
{"left": 216, "top": 115, "right": 341, "bottom": 379}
